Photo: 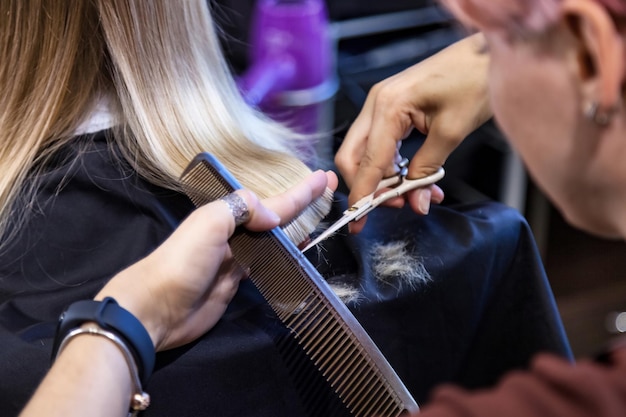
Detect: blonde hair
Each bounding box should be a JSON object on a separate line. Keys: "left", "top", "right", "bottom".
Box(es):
{"left": 324, "top": 240, "right": 432, "bottom": 304}
{"left": 0, "top": 0, "right": 331, "bottom": 247}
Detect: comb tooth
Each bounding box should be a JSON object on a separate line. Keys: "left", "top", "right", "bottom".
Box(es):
{"left": 381, "top": 393, "right": 401, "bottom": 417}
{"left": 329, "top": 345, "right": 366, "bottom": 395}
{"left": 274, "top": 331, "right": 344, "bottom": 416}
{"left": 320, "top": 336, "right": 354, "bottom": 380}
{"left": 272, "top": 286, "right": 313, "bottom": 322}
{"left": 298, "top": 316, "right": 337, "bottom": 362}
{"left": 268, "top": 275, "right": 303, "bottom": 302}
{"left": 354, "top": 374, "right": 388, "bottom": 416}
{"left": 340, "top": 357, "right": 374, "bottom": 402}
{"left": 321, "top": 331, "right": 388, "bottom": 415}
{"left": 313, "top": 331, "right": 352, "bottom": 373}
{"left": 296, "top": 311, "right": 359, "bottom": 374}
{"left": 351, "top": 379, "right": 380, "bottom": 416}
{"left": 288, "top": 291, "right": 319, "bottom": 319}
{"left": 306, "top": 316, "right": 343, "bottom": 363}
{"left": 180, "top": 153, "right": 419, "bottom": 417}
{"left": 360, "top": 377, "right": 394, "bottom": 416}
{"left": 286, "top": 298, "right": 325, "bottom": 336}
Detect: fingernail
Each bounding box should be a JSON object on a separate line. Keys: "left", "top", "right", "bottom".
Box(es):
{"left": 261, "top": 206, "right": 280, "bottom": 225}
{"left": 269, "top": 211, "right": 280, "bottom": 224}
{"left": 418, "top": 189, "right": 430, "bottom": 214}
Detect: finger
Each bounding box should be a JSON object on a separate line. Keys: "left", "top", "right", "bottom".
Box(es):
{"left": 229, "top": 190, "right": 279, "bottom": 231}
{"left": 162, "top": 257, "right": 244, "bottom": 350}
{"left": 324, "top": 170, "right": 339, "bottom": 191}
{"left": 348, "top": 94, "right": 414, "bottom": 206}
{"left": 380, "top": 195, "right": 405, "bottom": 209}
{"left": 186, "top": 190, "right": 274, "bottom": 244}
{"left": 335, "top": 88, "right": 378, "bottom": 187}
{"left": 348, "top": 217, "right": 366, "bottom": 234}
{"left": 405, "top": 185, "right": 444, "bottom": 215}
{"left": 348, "top": 144, "right": 405, "bottom": 233}
{"left": 431, "top": 185, "right": 445, "bottom": 204}
{"left": 248, "top": 170, "right": 336, "bottom": 230}
{"left": 198, "top": 170, "right": 336, "bottom": 236}
{"left": 407, "top": 187, "right": 432, "bottom": 215}
{"left": 210, "top": 257, "right": 244, "bottom": 302}
{"left": 407, "top": 114, "right": 467, "bottom": 179}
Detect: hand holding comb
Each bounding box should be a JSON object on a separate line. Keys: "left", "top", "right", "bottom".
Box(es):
{"left": 180, "top": 153, "right": 419, "bottom": 417}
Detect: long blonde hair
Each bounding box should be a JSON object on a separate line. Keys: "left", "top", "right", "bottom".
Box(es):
{"left": 0, "top": 0, "right": 331, "bottom": 247}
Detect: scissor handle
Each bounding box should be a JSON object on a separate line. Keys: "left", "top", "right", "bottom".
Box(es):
{"left": 347, "top": 163, "right": 406, "bottom": 214}
{"left": 353, "top": 167, "right": 445, "bottom": 222}
{"left": 374, "top": 158, "right": 410, "bottom": 191}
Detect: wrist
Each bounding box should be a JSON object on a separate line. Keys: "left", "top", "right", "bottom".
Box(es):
{"left": 95, "top": 268, "right": 166, "bottom": 349}
{"left": 54, "top": 322, "right": 151, "bottom": 415}
{"left": 52, "top": 297, "right": 156, "bottom": 384}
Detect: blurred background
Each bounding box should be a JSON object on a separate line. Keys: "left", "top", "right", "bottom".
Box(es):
{"left": 212, "top": 0, "right": 626, "bottom": 358}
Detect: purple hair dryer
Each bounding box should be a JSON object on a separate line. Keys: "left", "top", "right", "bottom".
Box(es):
{"left": 237, "top": 0, "right": 338, "bottom": 163}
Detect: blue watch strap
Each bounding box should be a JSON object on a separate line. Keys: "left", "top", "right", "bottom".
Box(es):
{"left": 51, "top": 297, "right": 155, "bottom": 384}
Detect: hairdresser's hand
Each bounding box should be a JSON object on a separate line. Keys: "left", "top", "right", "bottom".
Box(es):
{"left": 96, "top": 170, "right": 337, "bottom": 351}
{"left": 335, "top": 33, "right": 492, "bottom": 233}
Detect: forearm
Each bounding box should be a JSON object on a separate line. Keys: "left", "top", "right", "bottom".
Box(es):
{"left": 19, "top": 333, "right": 131, "bottom": 417}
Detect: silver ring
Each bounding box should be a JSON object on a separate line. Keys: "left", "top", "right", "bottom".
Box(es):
{"left": 221, "top": 192, "right": 250, "bottom": 226}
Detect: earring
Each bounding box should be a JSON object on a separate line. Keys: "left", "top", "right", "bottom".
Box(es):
{"left": 585, "top": 101, "right": 616, "bottom": 127}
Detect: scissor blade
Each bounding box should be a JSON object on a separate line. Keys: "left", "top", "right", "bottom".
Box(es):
{"left": 302, "top": 167, "right": 445, "bottom": 253}
{"left": 301, "top": 214, "right": 354, "bottom": 252}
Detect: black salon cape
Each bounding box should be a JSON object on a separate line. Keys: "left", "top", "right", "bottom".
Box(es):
{"left": 0, "top": 131, "right": 571, "bottom": 417}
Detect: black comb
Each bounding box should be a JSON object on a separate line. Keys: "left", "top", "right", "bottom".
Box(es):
{"left": 180, "top": 153, "right": 419, "bottom": 417}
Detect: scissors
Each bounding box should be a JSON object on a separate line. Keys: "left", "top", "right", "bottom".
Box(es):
{"left": 302, "top": 158, "right": 445, "bottom": 253}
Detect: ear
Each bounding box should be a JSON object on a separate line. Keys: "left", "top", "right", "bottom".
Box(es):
{"left": 561, "top": 0, "right": 624, "bottom": 113}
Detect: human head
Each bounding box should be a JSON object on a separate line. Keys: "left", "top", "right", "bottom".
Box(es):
{"left": 441, "top": 0, "right": 626, "bottom": 239}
